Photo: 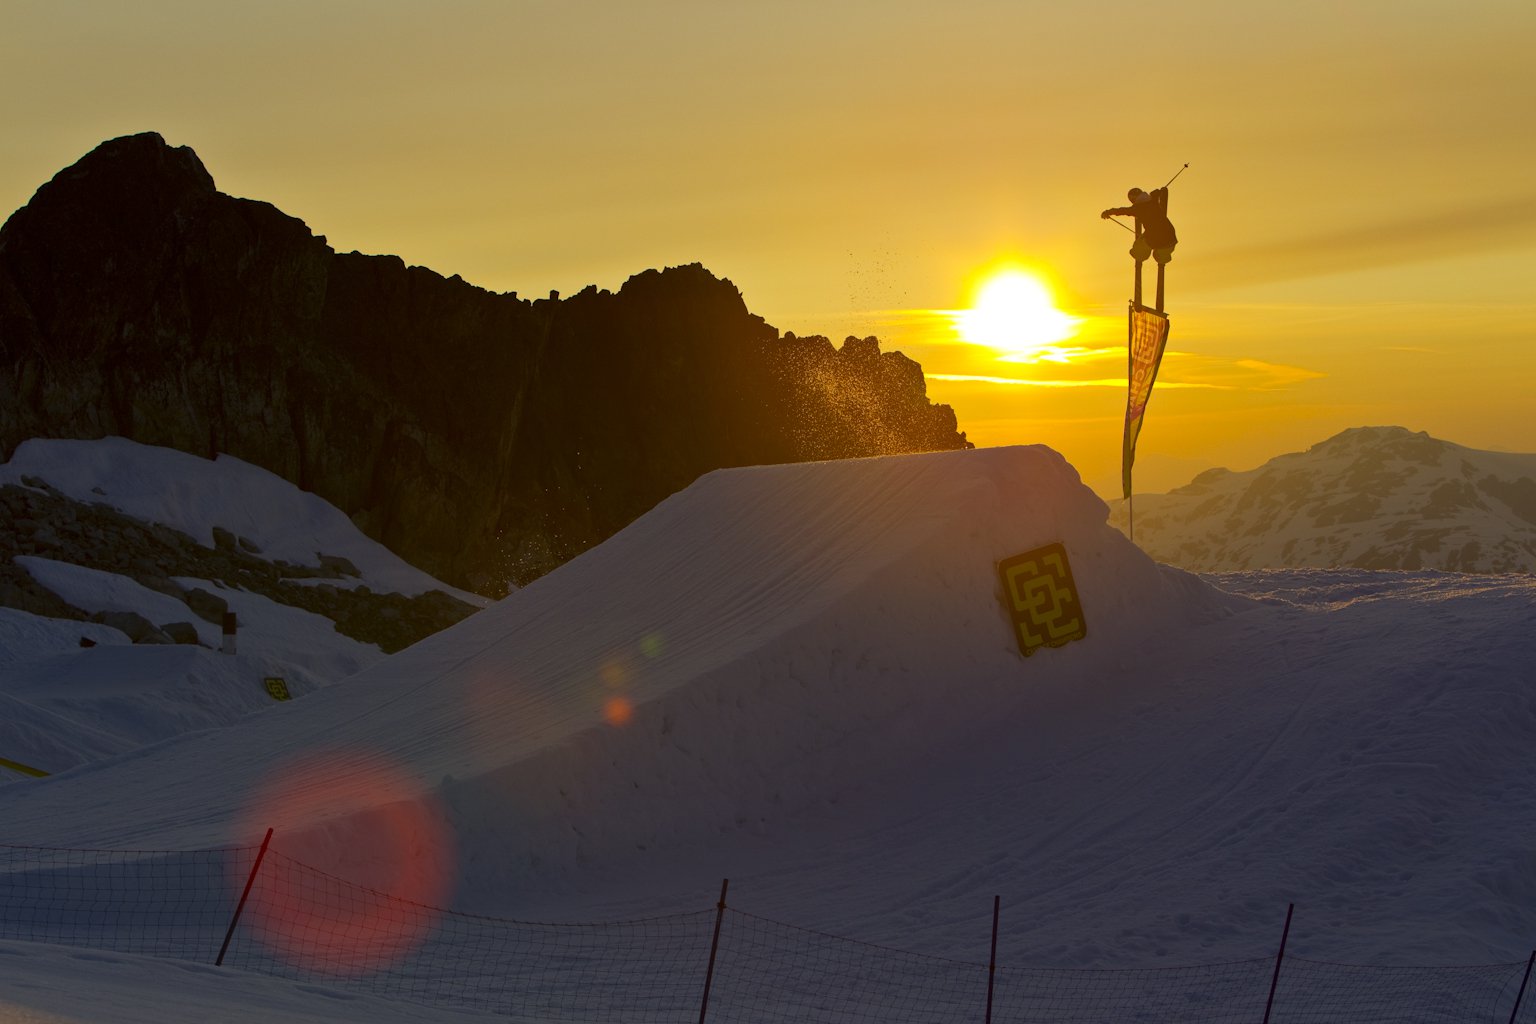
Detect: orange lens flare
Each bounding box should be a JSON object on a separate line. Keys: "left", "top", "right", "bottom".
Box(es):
{"left": 603, "top": 695, "right": 634, "bottom": 727}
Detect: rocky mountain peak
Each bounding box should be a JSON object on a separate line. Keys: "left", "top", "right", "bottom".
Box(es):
{"left": 59, "top": 132, "right": 213, "bottom": 193}
{"left": 1, "top": 133, "right": 216, "bottom": 249}
{"left": 0, "top": 135, "right": 970, "bottom": 594}
{"left": 1306, "top": 425, "right": 1441, "bottom": 462}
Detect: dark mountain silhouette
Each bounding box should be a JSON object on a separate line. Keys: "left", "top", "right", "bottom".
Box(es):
{"left": 0, "top": 133, "right": 969, "bottom": 594}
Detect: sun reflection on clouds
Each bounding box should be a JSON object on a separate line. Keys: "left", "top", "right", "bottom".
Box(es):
{"left": 924, "top": 353, "right": 1324, "bottom": 393}
{"left": 925, "top": 372, "right": 1217, "bottom": 389}
{"left": 873, "top": 278, "right": 1325, "bottom": 396}
{"left": 846, "top": 258, "right": 1334, "bottom": 402}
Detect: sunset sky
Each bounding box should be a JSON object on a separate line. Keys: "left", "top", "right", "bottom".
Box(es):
{"left": 4, "top": 0, "right": 1533, "bottom": 496}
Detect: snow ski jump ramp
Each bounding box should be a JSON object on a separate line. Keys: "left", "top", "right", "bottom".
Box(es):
{"left": 0, "top": 446, "right": 1240, "bottom": 899}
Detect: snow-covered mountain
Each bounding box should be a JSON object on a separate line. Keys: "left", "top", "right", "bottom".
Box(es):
{"left": 1109, "top": 426, "right": 1536, "bottom": 572}
{"left": 0, "top": 437, "right": 488, "bottom": 778}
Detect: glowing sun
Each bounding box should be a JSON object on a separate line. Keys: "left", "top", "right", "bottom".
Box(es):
{"left": 957, "top": 270, "right": 1079, "bottom": 360}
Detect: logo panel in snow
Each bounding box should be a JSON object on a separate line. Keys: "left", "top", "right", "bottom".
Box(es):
{"left": 997, "top": 543, "right": 1087, "bottom": 657}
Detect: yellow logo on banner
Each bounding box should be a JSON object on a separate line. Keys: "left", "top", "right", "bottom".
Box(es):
{"left": 997, "top": 543, "right": 1087, "bottom": 657}
{"left": 1122, "top": 304, "right": 1170, "bottom": 499}
{"left": 263, "top": 677, "right": 292, "bottom": 701}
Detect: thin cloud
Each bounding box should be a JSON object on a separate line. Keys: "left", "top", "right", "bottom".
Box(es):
{"left": 1192, "top": 195, "right": 1536, "bottom": 291}
{"left": 926, "top": 373, "right": 1220, "bottom": 389}
{"left": 926, "top": 354, "right": 1325, "bottom": 393}
{"left": 1230, "top": 359, "right": 1328, "bottom": 388}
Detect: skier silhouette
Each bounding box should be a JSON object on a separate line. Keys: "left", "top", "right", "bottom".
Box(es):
{"left": 1102, "top": 187, "right": 1178, "bottom": 265}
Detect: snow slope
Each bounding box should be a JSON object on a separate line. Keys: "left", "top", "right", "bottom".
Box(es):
{"left": 0, "top": 438, "right": 489, "bottom": 781}
{"left": 2, "top": 445, "right": 1534, "bottom": 1023}
{"left": 0, "top": 579, "right": 380, "bottom": 781}
{"left": 14, "top": 557, "right": 379, "bottom": 681}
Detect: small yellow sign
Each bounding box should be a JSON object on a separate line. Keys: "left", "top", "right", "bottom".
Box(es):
{"left": 0, "top": 755, "right": 49, "bottom": 778}
{"left": 997, "top": 542, "right": 1087, "bottom": 657}
{"left": 263, "top": 677, "right": 292, "bottom": 701}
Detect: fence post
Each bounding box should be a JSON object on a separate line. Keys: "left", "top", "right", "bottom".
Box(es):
{"left": 985, "top": 895, "right": 1001, "bottom": 1024}
{"left": 1261, "top": 903, "right": 1294, "bottom": 1024}
{"left": 216, "top": 827, "right": 272, "bottom": 966}
{"left": 697, "top": 878, "right": 729, "bottom": 1024}
{"left": 1509, "top": 950, "right": 1536, "bottom": 1024}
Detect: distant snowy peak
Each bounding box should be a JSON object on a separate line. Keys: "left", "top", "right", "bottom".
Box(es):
{"left": 1110, "top": 426, "right": 1536, "bottom": 572}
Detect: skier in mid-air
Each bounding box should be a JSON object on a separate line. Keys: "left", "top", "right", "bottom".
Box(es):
{"left": 1102, "top": 187, "right": 1178, "bottom": 265}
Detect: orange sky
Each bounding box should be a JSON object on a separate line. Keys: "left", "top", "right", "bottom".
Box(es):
{"left": 3, "top": 1, "right": 1533, "bottom": 497}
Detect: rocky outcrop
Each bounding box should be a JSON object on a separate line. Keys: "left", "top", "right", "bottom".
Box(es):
{"left": 0, "top": 480, "right": 476, "bottom": 653}
{"left": 0, "top": 134, "right": 970, "bottom": 594}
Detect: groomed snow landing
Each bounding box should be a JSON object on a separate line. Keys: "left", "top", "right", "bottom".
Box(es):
{"left": 0, "top": 444, "right": 1228, "bottom": 859}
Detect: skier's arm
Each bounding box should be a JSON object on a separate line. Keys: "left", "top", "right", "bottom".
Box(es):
{"left": 1101, "top": 205, "right": 1136, "bottom": 218}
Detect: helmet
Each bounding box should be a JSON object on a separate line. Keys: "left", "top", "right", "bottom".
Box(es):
{"left": 1127, "top": 188, "right": 1150, "bottom": 203}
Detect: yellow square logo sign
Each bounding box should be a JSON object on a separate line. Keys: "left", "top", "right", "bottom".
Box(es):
{"left": 263, "top": 677, "right": 292, "bottom": 701}
{"left": 998, "top": 543, "right": 1087, "bottom": 657}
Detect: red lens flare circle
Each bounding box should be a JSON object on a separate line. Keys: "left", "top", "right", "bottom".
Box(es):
{"left": 233, "top": 750, "right": 455, "bottom": 977}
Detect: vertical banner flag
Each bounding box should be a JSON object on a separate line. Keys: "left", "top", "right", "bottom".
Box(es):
{"left": 1122, "top": 304, "right": 1171, "bottom": 499}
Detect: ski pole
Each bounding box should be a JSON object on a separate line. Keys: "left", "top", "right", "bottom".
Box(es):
{"left": 1105, "top": 216, "right": 1135, "bottom": 233}
{"left": 1162, "top": 163, "right": 1190, "bottom": 188}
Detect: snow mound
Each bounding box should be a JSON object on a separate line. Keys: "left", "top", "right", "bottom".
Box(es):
{"left": 0, "top": 446, "right": 1238, "bottom": 865}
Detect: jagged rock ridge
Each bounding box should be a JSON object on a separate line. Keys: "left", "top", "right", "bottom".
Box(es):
{"left": 0, "top": 133, "right": 969, "bottom": 595}
{"left": 1109, "top": 426, "right": 1536, "bottom": 572}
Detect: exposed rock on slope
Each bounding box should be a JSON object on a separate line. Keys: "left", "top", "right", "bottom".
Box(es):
{"left": 1110, "top": 426, "right": 1536, "bottom": 572}
{"left": 0, "top": 133, "right": 969, "bottom": 595}
{"left": 1, "top": 478, "right": 475, "bottom": 653}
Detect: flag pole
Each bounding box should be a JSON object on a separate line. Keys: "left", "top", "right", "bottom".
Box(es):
{"left": 1127, "top": 299, "right": 1135, "bottom": 543}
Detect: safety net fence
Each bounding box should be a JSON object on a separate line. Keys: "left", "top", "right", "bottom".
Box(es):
{"left": 2, "top": 841, "right": 1532, "bottom": 1022}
